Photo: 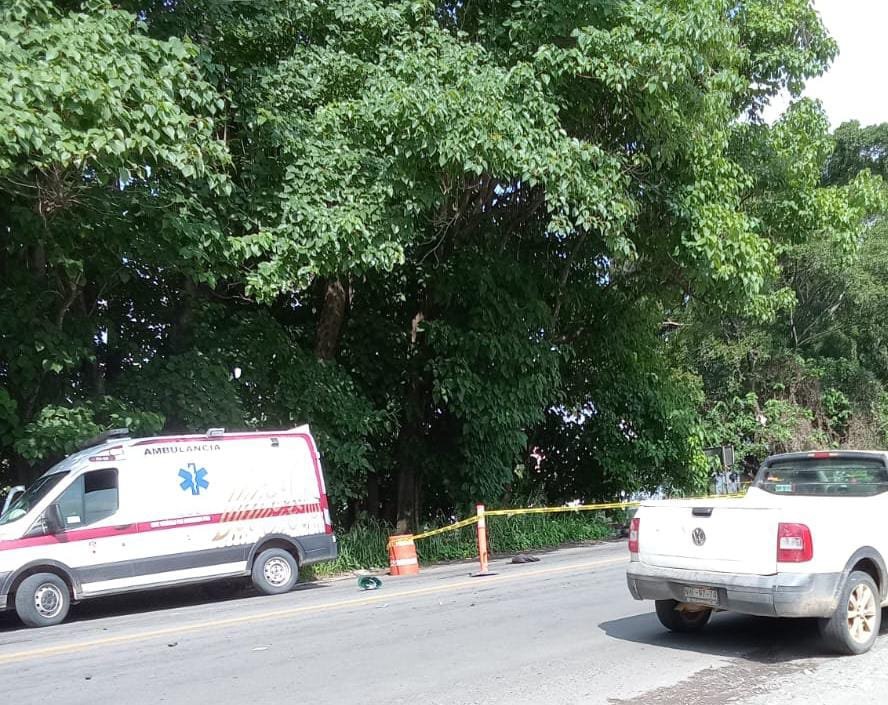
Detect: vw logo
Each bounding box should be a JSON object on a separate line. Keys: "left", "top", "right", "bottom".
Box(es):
{"left": 692, "top": 528, "right": 706, "bottom": 546}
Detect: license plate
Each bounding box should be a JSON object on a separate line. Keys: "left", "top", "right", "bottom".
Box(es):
{"left": 683, "top": 585, "right": 718, "bottom": 606}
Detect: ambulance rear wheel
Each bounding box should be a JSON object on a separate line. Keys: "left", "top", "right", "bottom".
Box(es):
{"left": 252, "top": 548, "right": 299, "bottom": 595}
{"left": 15, "top": 573, "right": 70, "bottom": 627}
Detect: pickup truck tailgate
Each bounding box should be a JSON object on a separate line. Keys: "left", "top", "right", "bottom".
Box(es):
{"left": 639, "top": 500, "right": 778, "bottom": 575}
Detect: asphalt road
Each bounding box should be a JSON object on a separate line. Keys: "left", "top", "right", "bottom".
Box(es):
{"left": 0, "top": 541, "right": 885, "bottom": 704}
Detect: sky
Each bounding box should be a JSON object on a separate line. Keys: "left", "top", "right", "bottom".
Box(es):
{"left": 763, "top": 0, "right": 888, "bottom": 128}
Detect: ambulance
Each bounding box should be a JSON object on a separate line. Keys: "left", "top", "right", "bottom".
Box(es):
{"left": 0, "top": 427, "right": 337, "bottom": 627}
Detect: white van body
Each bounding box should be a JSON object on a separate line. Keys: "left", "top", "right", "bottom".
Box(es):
{"left": 0, "top": 427, "right": 336, "bottom": 623}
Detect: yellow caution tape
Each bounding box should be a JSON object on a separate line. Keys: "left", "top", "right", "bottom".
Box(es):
{"left": 486, "top": 492, "right": 745, "bottom": 518}
{"left": 410, "top": 491, "right": 746, "bottom": 542}
{"left": 485, "top": 501, "right": 637, "bottom": 517}
{"left": 411, "top": 515, "right": 480, "bottom": 541}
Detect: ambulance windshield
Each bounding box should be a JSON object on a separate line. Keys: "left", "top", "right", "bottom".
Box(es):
{"left": 0, "top": 472, "right": 69, "bottom": 525}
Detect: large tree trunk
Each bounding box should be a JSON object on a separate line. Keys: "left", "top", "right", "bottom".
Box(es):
{"left": 394, "top": 311, "right": 429, "bottom": 532}
{"left": 79, "top": 285, "right": 105, "bottom": 398}
{"left": 168, "top": 278, "right": 195, "bottom": 356}
{"left": 163, "top": 279, "right": 196, "bottom": 432}
{"left": 314, "top": 278, "right": 349, "bottom": 361}
{"left": 395, "top": 463, "right": 420, "bottom": 533}
{"left": 365, "top": 472, "right": 380, "bottom": 519}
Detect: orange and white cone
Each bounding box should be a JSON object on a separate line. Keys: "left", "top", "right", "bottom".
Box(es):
{"left": 387, "top": 534, "right": 420, "bottom": 576}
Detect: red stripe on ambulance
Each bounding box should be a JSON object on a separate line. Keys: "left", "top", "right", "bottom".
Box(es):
{"left": 0, "top": 501, "right": 322, "bottom": 552}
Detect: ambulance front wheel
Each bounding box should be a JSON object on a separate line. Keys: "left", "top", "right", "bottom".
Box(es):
{"left": 15, "top": 573, "right": 71, "bottom": 627}
{"left": 252, "top": 548, "right": 299, "bottom": 595}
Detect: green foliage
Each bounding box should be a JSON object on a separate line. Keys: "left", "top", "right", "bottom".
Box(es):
{"left": 0, "top": 0, "right": 227, "bottom": 187}
{"left": 423, "top": 253, "right": 562, "bottom": 502}
{"left": 822, "top": 388, "right": 852, "bottom": 439}
{"left": 115, "top": 352, "right": 244, "bottom": 432}
{"left": 1, "top": 0, "right": 880, "bottom": 531}
{"left": 0, "top": 0, "right": 230, "bottom": 478}
{"left": 13, "top": 405, "right": 94, "bottom": 464}
{"left": 824, "top": 121, "right": 888, "bottom": 186}
{"left": 680, "top": 116, "right": 888, "bottom": 462}
{"left": 414, "top": 513, "right": 611, "bottom": 564}
{"left": 873, "top": 393, "right": 888, "bottom": 447}
{"left": 701, "top": 393, "right": 825, "bottom": 465}
{"left": 308, "top": 511, "right": 613, "bottom": 577}
{"left": 15, "top": 397, "right": 164, "bottom": 461}
{"left": 487, "top": 512, "right": 612, "bottom": 553}
{"left": 0, "top": 389, "right": 19, "bottom": 448}
{"left": 731, "top": 0, "right": 836, "bottom": 104}
{"left": 183, "top": 304, "right": 384, "bottom": 505}
{"left": 275, "top": 355, "right": 383, "bottom": 502}
{"left": 534, "top": 293, "right": 710, "bottom": 500}
{"left": 305, "top": 516, "right": 392, "bottom": 577}
{"left": 225, "top": 2, "right": 634, "bottom": 299}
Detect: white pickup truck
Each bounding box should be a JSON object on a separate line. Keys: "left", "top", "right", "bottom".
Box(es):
{"left": 627, "top": 450, "right": 888, "bottom": 655}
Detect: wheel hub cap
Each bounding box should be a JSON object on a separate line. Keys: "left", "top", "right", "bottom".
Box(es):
{"left": 263, "top": 557, "right": 292, "bottom": 587}
{"left": 34, "top": 583, "right": 64, "bottom": 619}
{"left": 847, "top": 583, "right": 877, "bottom": 644}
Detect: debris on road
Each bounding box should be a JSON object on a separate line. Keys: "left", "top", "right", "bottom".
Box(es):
{"left": 357, "top": 576, "right": 383, "bottom": 590}
{"left": 511, "top": 554, "right": 541, "bottom": 564}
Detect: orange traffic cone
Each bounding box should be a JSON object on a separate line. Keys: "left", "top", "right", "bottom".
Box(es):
{"left": 387, "top": 534, "right": 420, "bottom": 576}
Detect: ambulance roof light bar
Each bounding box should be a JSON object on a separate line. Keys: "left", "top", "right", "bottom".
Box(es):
{"left": 78, "top": 428, "right": 131, "bottom": 450}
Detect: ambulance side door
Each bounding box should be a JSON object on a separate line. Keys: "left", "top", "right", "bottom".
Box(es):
{"left": 51, "top": 467, "right": 131, "bottom": 587}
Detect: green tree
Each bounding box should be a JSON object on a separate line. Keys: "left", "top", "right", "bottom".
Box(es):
{"left": 682, "top": 117, "right": 888, "bottom": 464}
{"left": 0, "top": 0, "right": 227, "bottom": 480}
{"left": 2, "top": 0, "right": 875, "bottom": 532}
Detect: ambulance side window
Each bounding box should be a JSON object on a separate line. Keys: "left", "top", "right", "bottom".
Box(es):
{"left": 56, "top": 476, "right": 85, "bottom": 529}
{"left": 56, "top": 469, "right": 119, "bottom": 529}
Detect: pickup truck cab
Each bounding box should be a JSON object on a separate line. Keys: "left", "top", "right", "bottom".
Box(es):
{"left": 627, "top": 450, "right": 888, "bottom": 654}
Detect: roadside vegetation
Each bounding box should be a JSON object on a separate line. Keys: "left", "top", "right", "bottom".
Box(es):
{"left": 308, "top": 511, "right": 615, "bottom": 578}
{"left": 2, "top": 1, "right": 887, "bottom": 533}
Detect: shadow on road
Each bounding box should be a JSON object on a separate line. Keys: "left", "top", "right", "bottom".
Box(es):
{"left": 0, "top": 580, "right": 330, "bottom": 632}
{"left": 600, "top": 607, "right": 888, "bottom": 663}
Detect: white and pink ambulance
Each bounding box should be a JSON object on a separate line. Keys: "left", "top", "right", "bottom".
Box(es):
{"left": 0, "top": 427, "right": 336, "bottom": 627}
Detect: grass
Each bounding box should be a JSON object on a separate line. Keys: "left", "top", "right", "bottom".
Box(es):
{"left": 306, "top": 517, "right": 391, "bottom": 578}
{"left": 305, "top": 510, "right": 616, "bottom": 579}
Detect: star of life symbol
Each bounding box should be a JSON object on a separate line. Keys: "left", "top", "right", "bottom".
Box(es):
{"left": 179, "top": 462, "right": 209, "bottom": 495}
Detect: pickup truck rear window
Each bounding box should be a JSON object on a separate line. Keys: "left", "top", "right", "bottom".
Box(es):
{"left": 756, "top": 458, "right": 888, "bottom": 496}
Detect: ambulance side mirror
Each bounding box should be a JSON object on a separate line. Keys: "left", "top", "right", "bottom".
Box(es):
{"left": 43, "top": 503, "right": 64, "bottom": 535}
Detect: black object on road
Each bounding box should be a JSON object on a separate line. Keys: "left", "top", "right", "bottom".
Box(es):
{"left": 511, "top": 554, "right": 541, "bottom": 564}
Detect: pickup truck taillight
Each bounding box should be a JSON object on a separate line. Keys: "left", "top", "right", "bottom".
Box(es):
{"left": 777, "top": 523, "right": 813, "bottom": 563}
{"left": 628, "top": 517, "right": 640, "bottom": 555}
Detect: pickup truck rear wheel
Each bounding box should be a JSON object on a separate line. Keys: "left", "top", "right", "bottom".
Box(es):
{"left": 655, "top": 599, "right": 712, "bottom": 633}
{"left": 819, "top": 570, "right": 881, "bottom": 655}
